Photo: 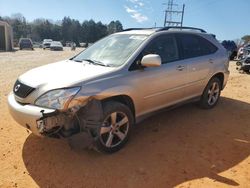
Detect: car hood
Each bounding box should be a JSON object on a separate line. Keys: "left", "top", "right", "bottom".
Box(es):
{"left": 18, "top": 60, "right": 115, "bottom": 89}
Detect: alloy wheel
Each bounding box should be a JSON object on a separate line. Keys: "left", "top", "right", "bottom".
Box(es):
{"left": 207, "top": 82, "right": 220, "bottom": 106}
{"left": 100, "top": 111, "right": 129, "bottom": 148}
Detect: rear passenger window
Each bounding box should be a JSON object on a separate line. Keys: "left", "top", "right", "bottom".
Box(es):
{"left": 178, "top": 34, "right": 218, "bottom": 59}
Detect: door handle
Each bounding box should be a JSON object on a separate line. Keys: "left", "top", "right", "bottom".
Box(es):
{"left": 177, "top": 65, "right": 185, "bottom": 71}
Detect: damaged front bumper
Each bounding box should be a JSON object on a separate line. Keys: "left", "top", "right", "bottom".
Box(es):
{"left": 8, "top": 92, "right": 56, "bottom": 136}
{"left": 8, "top": 92, "right": 103, "bottom": 141}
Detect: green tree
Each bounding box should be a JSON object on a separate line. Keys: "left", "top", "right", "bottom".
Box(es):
{"left": 107, "top": 20, "right": 123, "bottom": 34}
{"left": 3, "top": 13, "right": 31, "bottom": 40}
{"left": 62, "top": 17, "right": 72, "bottom": 42}
{"left": 1, "top": 13, "right": 124, "bottom": 44}
{"left": 81, "top": 20, "right": 107, "bottom": 43}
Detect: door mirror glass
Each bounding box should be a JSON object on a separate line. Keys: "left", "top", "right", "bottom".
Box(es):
{"left": 141, "top": 54, "right": 161, "bottom": 67}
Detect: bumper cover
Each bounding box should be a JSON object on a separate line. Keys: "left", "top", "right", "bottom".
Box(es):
{"left": 8, "top": 92, "right": 56, "bottom": 136}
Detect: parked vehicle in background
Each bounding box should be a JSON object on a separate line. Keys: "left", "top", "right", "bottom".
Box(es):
{"left": 244, "top": 44, "right": 250, "bottom": 55}
{"left": 237, "top": 47, "right": 244, "bottom": 60}
{"left": 237, "top": 44, "right": 250, "bottom": 60}
{"left": 221, "top": 40, "right": 238, "bottom": 60}
{"left": 8, "top": 27, "right": 229, "bottom": 153}
{"left": 236, "top": 55, "right": 250, "bottom": 74}
{"left": 236, "top": 46, "right": 250, "bottom": 73}
{"left": 33, "top": 42, "right": 43, "bottom": 48}
{"left": 50, "top": 41, "right": 63, "bottom": 51}
{"left": 19, "top": 38, "right": 33, "bottom": 50}
{"left": 42, "top": 39, "right": 53, "bottom": 49}
{"left": 80, "top": 42, "right": 88, "bottom": 48}
{"left": 244, "top": 44, "right": 250, "bottom": 49}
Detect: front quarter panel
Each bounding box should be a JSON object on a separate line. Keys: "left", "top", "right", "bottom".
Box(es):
{"left": 72, "top": 71, "right": 142, "bottom": 115}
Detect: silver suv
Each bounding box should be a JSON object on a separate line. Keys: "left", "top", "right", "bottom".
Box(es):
{"left": 8, "top": 27, "right": 229, "bottom": 153}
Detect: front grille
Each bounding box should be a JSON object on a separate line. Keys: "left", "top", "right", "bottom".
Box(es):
{"left": 13, "top": 80, "right": 35, "bottom": 98}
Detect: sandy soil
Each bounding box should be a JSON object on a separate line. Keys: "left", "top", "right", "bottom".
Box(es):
{"left": 0, "top": 48, "right": 249, "bottom": 188}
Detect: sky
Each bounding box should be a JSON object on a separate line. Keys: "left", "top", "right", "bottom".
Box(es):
{"left": 0, "top": 0, "right": 250, "bottom": 40}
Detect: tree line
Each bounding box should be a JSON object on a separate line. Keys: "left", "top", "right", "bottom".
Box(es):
{"left": 0, "top": 13, "right": 123, "bottom": 46}
{"left": 2, "top": 13, "right": 250, "bottom": 47}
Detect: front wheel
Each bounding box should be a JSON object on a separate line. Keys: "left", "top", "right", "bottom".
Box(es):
{"left": 94, "top": 101, "right": 134, "bottom": 153}
{"left": 199, "top": 77, "right": 222, "bottom": 109}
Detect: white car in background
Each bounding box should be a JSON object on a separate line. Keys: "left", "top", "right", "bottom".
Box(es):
{"left": 42, "top": 39, "right": 53, "bottom": 49}
{"left": 50, "top": 41, "right": 63, "bottom": 51}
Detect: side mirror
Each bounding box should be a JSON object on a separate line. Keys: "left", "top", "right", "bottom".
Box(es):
{"left": 141, "top": 54, "right": 162, "bottom": 67}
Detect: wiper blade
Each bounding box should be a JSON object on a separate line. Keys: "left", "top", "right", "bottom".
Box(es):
{"left": 82, "top": 59, "right": 109, "bottom": 67}
{"left": 73, "top": 58, "right": 110, "bottom": 67}
{"left": 73, "top": 59, "right": 83, "bottom": 62}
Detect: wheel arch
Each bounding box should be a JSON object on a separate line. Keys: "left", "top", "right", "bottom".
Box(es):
{"left": 101, "top": 95, "right": 136, "bottom": 120}
{"left": 210, "top": 72, "right": 225, "bottom": 89}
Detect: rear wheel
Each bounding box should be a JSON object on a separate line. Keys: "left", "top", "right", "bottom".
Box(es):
{"left": 199, "top": 77, "right": 222, "bottom": 109}
{"left": 94, "top": 101, "right": 134, "bottom": 153}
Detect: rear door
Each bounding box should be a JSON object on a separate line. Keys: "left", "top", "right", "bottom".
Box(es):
{"left": 176, "top": 33, "right": 218, "bottom": 98}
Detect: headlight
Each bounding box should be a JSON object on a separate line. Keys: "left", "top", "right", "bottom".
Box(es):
{"left": 35, "top": 87, "right": 81, "bottom": 110}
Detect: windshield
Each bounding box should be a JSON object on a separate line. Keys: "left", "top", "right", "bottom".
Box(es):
{"left": 73, "top": 34, "right": 148, "bottom": 67}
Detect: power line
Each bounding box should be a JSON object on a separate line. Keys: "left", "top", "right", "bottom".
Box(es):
{"left": 163, "top": 0, "right": 185, "bottom": 27}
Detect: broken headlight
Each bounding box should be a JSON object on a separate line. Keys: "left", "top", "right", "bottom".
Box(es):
{"left": 35, "top": 87, "right": 81, "bottom": 110}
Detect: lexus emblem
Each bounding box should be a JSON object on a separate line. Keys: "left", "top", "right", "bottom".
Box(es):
{"left": 14, "top": 84, "right": 21, "bottom": 92}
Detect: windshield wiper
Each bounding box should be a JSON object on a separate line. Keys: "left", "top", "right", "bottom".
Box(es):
{"left": 73, "top": 58, "right": 110, "bottom": 67}
{"left": 73, "top": 59, "right": 83, "bottom": 62}
{"left": 82, "top": 59, "right": 109, "bottom": 67}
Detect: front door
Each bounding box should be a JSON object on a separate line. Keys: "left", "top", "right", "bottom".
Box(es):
{"left": 128, "top": 34, "right": 188, "bottom": 115}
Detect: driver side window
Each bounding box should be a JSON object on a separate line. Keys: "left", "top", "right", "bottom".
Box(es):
{"left": 129, "top": 35, "right": 179, "bottom": 71}
{"left": 143, "top": 35, "right": 179, "bottom": 64}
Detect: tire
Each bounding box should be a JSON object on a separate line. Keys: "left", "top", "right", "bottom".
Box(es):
{"left": 94, "top": 101, "right": 134, "bottom": 153}
{"left": 199, "top": 77, "right": 222, "bottom": 109}
{"left": 236, "top": 61, "right": 242, "bottom": 66}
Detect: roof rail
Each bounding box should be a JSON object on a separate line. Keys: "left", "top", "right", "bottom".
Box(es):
{"left": 123, "top": 27, "right": 158, "bottom": 31}
{"left": 157, "top": 26, "right": 207, "bottom": 33}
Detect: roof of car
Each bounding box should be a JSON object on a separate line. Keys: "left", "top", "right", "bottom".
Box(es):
{"left": 20, "top": 38, "right": 31, "bottom": 40}
{"left": 119, "top": 29, "right": 158, "bottom": 35}
{"left": 119, "top": 26, "right": 207, "bottom": 35}
{"left": 19, "top": 38, "right": 32, "bottom": 42}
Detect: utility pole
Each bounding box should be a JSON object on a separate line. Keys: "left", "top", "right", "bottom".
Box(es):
{"left": 163, "top": 0, "right": 185, "bottom": 27}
